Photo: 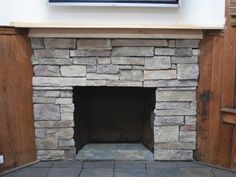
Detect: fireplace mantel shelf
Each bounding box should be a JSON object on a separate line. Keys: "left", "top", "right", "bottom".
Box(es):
{"left": 9, "top": 21, "right": 216, "bottom": 39}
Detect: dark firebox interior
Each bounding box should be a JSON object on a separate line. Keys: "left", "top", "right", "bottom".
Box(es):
{"left": 73, "top": 87, "right": 155, "bottom": 152}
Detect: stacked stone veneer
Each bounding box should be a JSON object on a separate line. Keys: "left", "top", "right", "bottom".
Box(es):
{"left": 31, "top": 38, "right": 200, "bottom": 161}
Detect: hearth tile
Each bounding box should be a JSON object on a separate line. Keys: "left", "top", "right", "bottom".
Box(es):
{"left": 12, "top": 168, "right": 49, "bottom": 177}
{"left": 146, "top": 161, "right": 177, "bottom": 169}
{"left": 83, "top": 161, "right": 114, "bottom": 169}
{"left": 147, "top": 168, "right": 180, "bottom": 177}
{"left": 80, "top": 168, "right": 113, "bottom": 177}
{"left": 46, "top": 168, "right": 81, "bottom": 177}
{"left": 115, "top": 161, "right": 146, "bottom": 169}
{"left": 114, "top": 168, "right": 147, "bottom": 177}
{"left": 179, "top": 168, "right": 214, "bottom": 177}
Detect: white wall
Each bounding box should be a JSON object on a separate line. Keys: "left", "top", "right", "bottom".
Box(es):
{"left": 1, "top": 0, "right": 225, "bottom": 29}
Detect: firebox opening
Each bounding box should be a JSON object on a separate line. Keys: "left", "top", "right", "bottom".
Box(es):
{"left": 73, "top": 86, "right": 156, "bottom": 156}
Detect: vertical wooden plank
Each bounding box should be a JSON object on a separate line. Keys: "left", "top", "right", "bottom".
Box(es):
{"left": 195, "top": 36, "right": 214, "bottom": 162}
{"left": 0, "top": 33, "right": 36, "bottom": 173}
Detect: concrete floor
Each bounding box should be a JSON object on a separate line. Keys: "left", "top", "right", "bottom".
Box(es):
{"left": 1, "top": 161, "right": 236, "bottom": 177}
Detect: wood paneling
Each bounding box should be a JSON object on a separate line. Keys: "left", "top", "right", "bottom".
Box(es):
{"left": 0, "top": 29, "right": 36, "bottom": 174}
{"left": 195, "top": 0, "right": 236, "bottom": 169}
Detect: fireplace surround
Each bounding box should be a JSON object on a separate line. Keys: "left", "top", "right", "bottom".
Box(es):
{"left": 31, "top": 38, "right": 199, "bottom": 161}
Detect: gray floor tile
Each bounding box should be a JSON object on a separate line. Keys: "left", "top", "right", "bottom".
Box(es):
{"left": 115, "top": 161, "right": 146, "bottom": 169}
{"left": 46, "top": 168, "right": 81, "bottom": 177}
{"left": 80, "top": 168, "right": 113, "bottom": 177}
{"left": 0, "top": 172, "right": 15, "bottom": 177}
{"left": 52, "top": 161, "right": 83, "bottom": 168}
{"left": 147, "top": 168, "right": 180, "bottom": 177}
{"left": 146, "top": 161, "right": 177, "bottom": 169}
{"left": 29, "top": 162, "right": 52, "bottom": 168}
{"left": 179, "top": 168, "right": 214, "bottom": 177}
{"left": 83, "top": 161, "right": 114, "bottom": 168}
{"left": 115, "top": 168, "right": 147, "bottom": 177}
{"left": 176, "top": 162, "right": 206, "bottom": 168}
{"left": 212, "top": 168, "right": 236, "bottom": 177}
{"left": 12, "top": 168, "right": 49, "bottom": 177}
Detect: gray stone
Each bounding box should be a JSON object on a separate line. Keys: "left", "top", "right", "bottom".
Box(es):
{"left": 97, "top": 57, "right": 111, "bottom": 64}
{"left": 119, "top": 65, "right": 133, "bottom": 69}
{"left": 73, "top": 57, "right": 97, "bottom": 65}
{"left": 59, "top": 139, "right": 75, "bottom": 147}
{"left": 180, "top": 125, "right": 196, "bottom": 131}
{"left": 44, "top": 38, "right": 76, "bottom": 49}
{"left": 114, "top": 169, "right": 146, "bottom": 177}
{"left": 157, "top": 87, "right": 196, "bottom": 91}
{"left": 112, "top": 47, "right": 154, "bottom": 57}
{"left": 77, "top": 39, "right": 111, "bottom": 49}
{"left": 70, "top": 49, "right": 111, "bottom": 57}
{"left": 87, "top": 65, "right": 97, "bottom": 73}
{"left": 55, "top": 98, "right": 73, "bottom": 105}
{"left": 155, "top": 142, "right": 196, "bottom": 150}
{"left": 61, "top": 112, "right": 74, "bottom": 120}
{"left": 60, "top": 104, "right": 74, "bottom": 113}
{"left": 155, "top": 109, "right": 196, "bottom": 116}
{"left": 35, "top": 129, "right": 47, "bottom": 138}
{"left": 156, "top": 91, "right": 196, "bottom": 101}
{"left": 35, "top": 120, "right": 74, "bottom": 128}
{"left": 133, "top": 66, "right": 144, "bottom": 70}
{"left": 37, "top": 150, "right": 64, "bottom": 160}
{"left": 46, "top": 128, "right": 74, "bottom": 139}
{"left": 80, "top": 168, "right": 113, "bottom": 177}
{"left": 156, "top": 102, "right": 190, "bottom": 110}
{"left": 112, "top": 39, "right": 168, "bottom": 47}
{"left": 87, "top": 73, "right": 119, "bottom": 80}
{"left": 47, "top": 168, "right": 81, "bottom": 177}
{"left": 60, "top": 91, "right": 73, "bottom": 97}
{"left": 107, "top": 81, "right": 142, "bottom": 87}
{"left": 61, "top": 65, "right": 86, "bottom": 77}
{"left": 120, "top": 70, "right": 143, "bottom": 81}
{"left": 33, "top": 97, "right": 56, "bottom": 104}
{"left": 86, "top": 80, "right": 107, "bottom": 86}
{"left": 180, "top": 131, "right": 196, "bottom": 142}
{"left": 185, "top": 116, "right": 196, "bottom": 125}
{"left": 34, "top": 86, "right": 73, "bottom": 90}
{"left": 112, "top": 57, "right": 145, "bottom": 65}
{"left": 175, "top": 48, "right": 192, "bottom": 57}
{"left": 171, "top": 56, "right": 198, "bottom": 64}
{"left": 154, "top": 126, "right": 179, "bottom": 143}
{"left": 97, "top": 65, "right": 119, "bottom": 74}
{"left": 33, "top": 77, "right": 86, "bottom": 86}
{"left": 33, "top": 90, "right": 60, "bottom": 97}
{"left": 154, "top": 116, "right": 184, "bottom": 126}
{"left": 144, "top": 80, "right": 197, "bottom": 88}
{"left": 34, "top": 49, "right": 69, "bottom": 58}
{"left": 144, "top": 70, "right": 176, "bottom": 80}
{"left": 36, "top": 138, "right": 58, "bottom": 150}
{"left": 38, "top": 58, "right": 72, "bottom": 65}
{"left": 177, "top": 64, "right": 199, "bottom": 80}
{"left": 155, "top": 48, "right": 175, "bottom": 56}
{"left": 31, "top": 38, "right": 44, "bottom": 49}
{"left": 145, "top": 57, "right": 171, "bottom": 69}
{"left": 34, "top": 104, "right": 60, "bottom": 121}
{"left": 31, "top": 56, "right": 39, "bottom": 65}
{"left": 179, "top": 168, "right": 214, "bottom": 177}
{"left": 34, "top": 65, "right": 60, "bottom": 77}
{"left": 176, "top": 39, "right": 200, "bottom": 48}
{"left": 154, "top": 150, "right": 193, "bottom": 160}
{"left": 192, "top": 49, "right": 200, "bottom": 56}
{"left": 168, "top": 40, "right": 176, "bottom": 48}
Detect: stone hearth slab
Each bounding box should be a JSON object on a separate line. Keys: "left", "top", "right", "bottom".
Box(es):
{"left": 76, "top": 143, "right": 154, "bottom": 161}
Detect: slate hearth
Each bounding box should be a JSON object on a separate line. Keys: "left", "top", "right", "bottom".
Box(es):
{"left": 31, "top": 38, "right": 199, "bottom": 161}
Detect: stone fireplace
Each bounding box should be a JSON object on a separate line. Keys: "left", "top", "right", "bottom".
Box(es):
{"left": 31, "top": 38, "right": 199, "bottom": 161}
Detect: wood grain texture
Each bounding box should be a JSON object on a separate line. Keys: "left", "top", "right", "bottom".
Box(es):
{"left": 195, "top": 0, "right": 236, "bottom": 170}
{"left": 0, "top": 31, "right": 36, "bottom": 174}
